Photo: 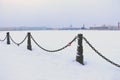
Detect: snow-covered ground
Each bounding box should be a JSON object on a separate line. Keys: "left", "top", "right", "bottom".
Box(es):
{"left": 0, "top": 30, "right": 120, "bottom": 80}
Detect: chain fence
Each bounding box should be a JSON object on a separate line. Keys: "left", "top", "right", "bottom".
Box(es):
{"left": 9, "top": 34, "right": 28, "bottom": 46}
{"left": 30, "top": 34, "right": 77, "bottom": 52}
{"left": 83, "top": 37, "right": 120, "bottom": 68}
{"left": 0, "top": 32, "right": 120, "bottom": 68}
{"left": 0, "top": 35, "right": 7, "bottom": 42}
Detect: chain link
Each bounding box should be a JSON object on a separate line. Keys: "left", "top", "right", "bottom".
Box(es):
{"left": 9, "top": 34, "right": 28, "bottom": 46}
{"left": 0, "top": 35, "right": 7, "bottom": 42}
{"left": 30, "top": 34, "right": 77, "bottom": 52}
{"left": 83, "top": 37, "right": 120, "bottom": 68}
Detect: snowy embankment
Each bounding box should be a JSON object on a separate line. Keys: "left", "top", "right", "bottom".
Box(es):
{"left": 0, "top": 30, "right": 120, "bottom": 80}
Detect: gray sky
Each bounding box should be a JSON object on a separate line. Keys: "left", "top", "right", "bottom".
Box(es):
{"left": 0, "top": 0, "right": 120, "bottom": 27}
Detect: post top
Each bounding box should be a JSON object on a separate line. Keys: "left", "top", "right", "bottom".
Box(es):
{"left": 77, "top": 34, "right": 83, "bottom": 37}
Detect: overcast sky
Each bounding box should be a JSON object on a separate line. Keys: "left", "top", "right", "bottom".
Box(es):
{"left": 0, "top": 0, "right": 120, "bottom": 27}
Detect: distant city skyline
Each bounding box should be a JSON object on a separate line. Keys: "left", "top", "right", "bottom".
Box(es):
{"left": 0, "top": 0, "right": 120, "bottom": 28}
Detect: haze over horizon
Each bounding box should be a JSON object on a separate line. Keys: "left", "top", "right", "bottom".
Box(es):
{"left": 0, "top": 0, "right": 120, "bottom": 28}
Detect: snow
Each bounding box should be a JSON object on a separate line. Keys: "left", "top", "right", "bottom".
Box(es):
{"left": 0, "top": 30, "right": 120, "bottom": 80}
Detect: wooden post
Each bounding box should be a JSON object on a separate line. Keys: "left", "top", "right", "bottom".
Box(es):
{"left": 76, "top": 34, "right": 84, "bottom": 65}
{"left": 7, "top": 32, "right": 10, "bottom": 44}
{"left": 27, "top": 32, "right": 32, "bottom": 50}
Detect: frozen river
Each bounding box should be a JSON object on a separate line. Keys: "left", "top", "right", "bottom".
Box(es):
{"left": 0, "top": 30, "right": 120, "bottom": 80}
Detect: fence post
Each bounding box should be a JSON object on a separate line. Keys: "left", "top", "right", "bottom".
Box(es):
{"left": 7, "top": 32, "right": 10, "bottom": 44}
{"left": 27, "top": 32, "right": 32, "bottom": 50}
{"left": 76, "top": 34, "right": 84, "bottom": 65}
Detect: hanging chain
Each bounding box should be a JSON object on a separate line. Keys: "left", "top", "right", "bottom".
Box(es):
{"left": 9, "top": 34, "right": 28, "bottom": 46}
{"left": 30, "top": 34, "right": 77, "bottom": 52}
{"left": 83, "top": 37, "right": 120, "bottom": 68}
{"left": 0, "top": 35, "right": 7, "bottom": 41}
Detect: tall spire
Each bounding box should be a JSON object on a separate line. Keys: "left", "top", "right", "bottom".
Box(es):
{"left": 118, "top": 22, "right": 120, "bottom": 29}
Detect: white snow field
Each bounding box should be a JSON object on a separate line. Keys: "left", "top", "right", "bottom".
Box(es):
{"left": 0, "top": 30, "right": 120, "bottom": 80}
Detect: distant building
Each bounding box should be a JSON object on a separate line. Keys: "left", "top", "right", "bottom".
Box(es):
{"left": 0, "top": 27, "right": 15, "bottom": 31}
{"left": 89, "top": 25, "right": 120, "bottom": 30}
{"left": 81, "top": 24, "right": 87, "bottom": 29}
{"left": 89, "top": 26, "right": 109, "bottom": 30}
